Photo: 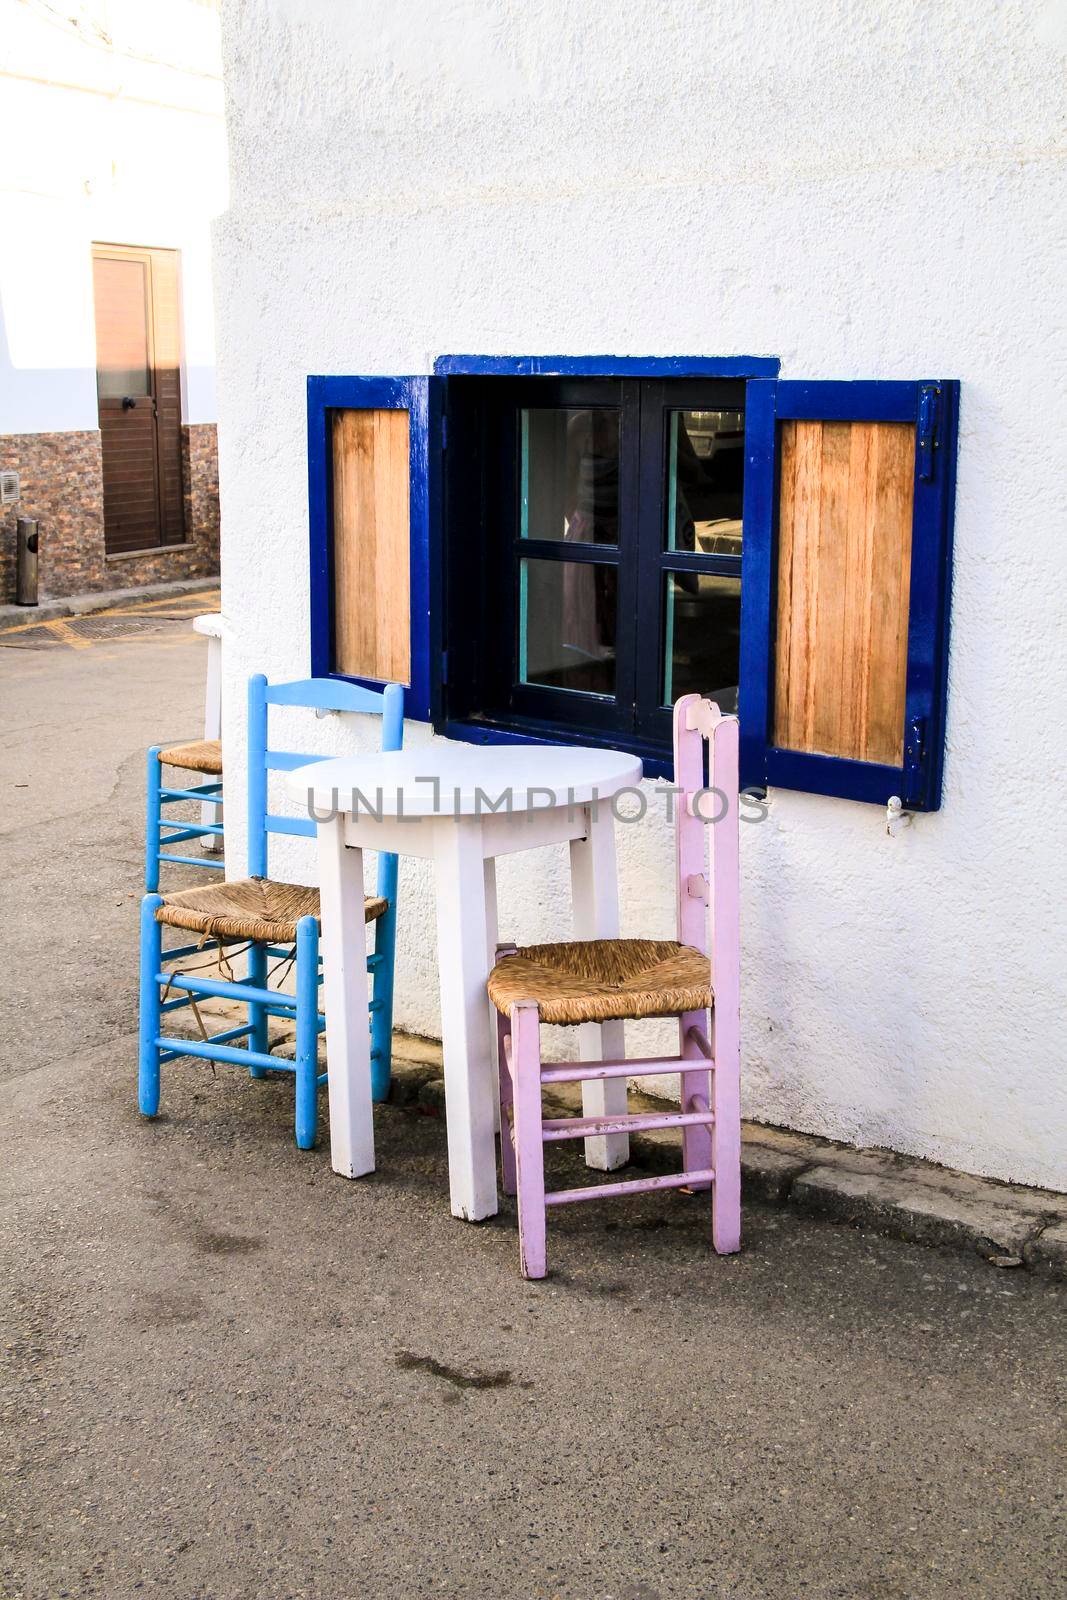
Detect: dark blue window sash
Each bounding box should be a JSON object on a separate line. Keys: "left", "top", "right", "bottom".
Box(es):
{"left": 307, "top": 362, "right": 777, "bottom": 743}
{"left": 738, "top": 378, "right": 960, "bottom": 811}
{"left": 436, "top": 361, "right": 774, "bottom": 764}
{"left": 307, "top": 374, "right": 442, "bottom": 723}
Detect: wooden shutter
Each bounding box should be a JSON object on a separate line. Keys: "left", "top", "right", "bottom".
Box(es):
{"left": 147, "top": 248, "right": 185, "bottom": 545}
{"left": 307, "top": 376, "right": 442, "bottom": 721}
{"left": 739, "top": 380, "right": 959, "bottom": 810}
{"left": 331, "top": 408, "right": 411, "bottom": 684}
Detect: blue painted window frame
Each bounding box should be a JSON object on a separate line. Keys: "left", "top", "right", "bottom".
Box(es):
{"left": 738, "top": 379, "right": 960, "bottom": 810}
{"left": 307, "top": 374, "right": 443, "bottom": 722}
{"left": 306, "top": 361, "right": 960, "bottom": 803}
{"left": 433, "top": 355, "right": 781, "bottom": 380}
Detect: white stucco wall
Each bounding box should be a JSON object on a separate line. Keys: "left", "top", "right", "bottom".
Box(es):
{"left": 212, "top": 0, "right": 1067, "bottom": 1191}
{"left": 0, "top": 0, "right": 227, "bottom": 435}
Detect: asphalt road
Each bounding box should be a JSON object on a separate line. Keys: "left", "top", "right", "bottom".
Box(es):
{"left": 0, "top": 624, "right": 1063, "bottom": 1600}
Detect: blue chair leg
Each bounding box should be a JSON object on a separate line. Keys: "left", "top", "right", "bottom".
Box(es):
{"left": 369, "top": 852, "right": 398, "bottom": 1102}
{"left": 247, "top": 941, "right": 269, "bottom": 1074}
{"left": 294, "top": 916, "right": 319, "bottom": 1150}
{"left": 138, "top": 894, "right": 163, "bottom": 1116}
{"left": 145, "top": 747, "right": 163, "bottom": 893}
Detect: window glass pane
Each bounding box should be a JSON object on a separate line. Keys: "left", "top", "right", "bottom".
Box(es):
{"left": 665, "top": 409, "right": 744, "bottom": 553}
{"left": 521, "top": 408, "right": 619, "bottom": 545}
{"left": 97, "top": 363, "right": 151, "bottom": 401}
{"left": 93, "top": 256, "right": 151, "bottom": 399}
{"left": 520, "top": 559, "right": 617, "bottom": 695}
{"left": 663, "top": 572, "right": 741, "bottom": 712}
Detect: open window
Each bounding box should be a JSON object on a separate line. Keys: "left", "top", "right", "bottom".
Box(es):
{"left": 440, "top": 368, "right": 760, "bottom": 770}
{"left": 307, "top": 363, "right": 958, "bottom": 806}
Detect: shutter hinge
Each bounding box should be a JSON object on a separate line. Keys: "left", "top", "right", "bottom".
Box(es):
{"left": 441, "top": 414, "right": 448, "bottom": 449}
{"left": 917, "top": 385, "right": 941, "bottom": 480}
{"left": 902, "top": 715, "right": 926, "bottom": 807}
{"left": 440, "top": 648, "right": 449, "bottom": 684}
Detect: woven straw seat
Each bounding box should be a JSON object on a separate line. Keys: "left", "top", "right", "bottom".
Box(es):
{"left": 157, "top": 738, "right": 223, "bottom": 776}
{"left": 156, "top": 876, "right": 387, "bottom": 944}
{"left": 488, "top": 938, "right": 712, "bottom": 1026}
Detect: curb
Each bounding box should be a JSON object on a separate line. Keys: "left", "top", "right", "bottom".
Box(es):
{"left": 184, "top": 1018, "right": 1067, "bottom": 1282}
{"left": 393, "top": 1060, "right": 1067, "bottom": 1280}
{"left": 0, "top": 575, "right": 219, "bottom": 630}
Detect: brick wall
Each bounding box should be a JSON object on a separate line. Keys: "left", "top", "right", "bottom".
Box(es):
{"left": 0, "top": 424, "right": 220, "bottom": 603}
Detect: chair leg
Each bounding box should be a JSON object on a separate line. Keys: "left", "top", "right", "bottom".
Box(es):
{"left": 511, "top": 1001, "right": 546, "bottom": 1279}
{"left": 711, "top": 1012, "right": 742, "bottom": 1254}
{"left": 294, "top": 915, "right": 319, "bottom": 1150}
{"left": 678, "top": 1008, "right": 712, "bottom": 1190}
{"left": 496, "top": 1009, "right": 516, "bottom": 1197}
{"left": 247, "top": 941, "right": 269, "bottom": 1072}
{"left": 138, "top": 894, "right": 163, "bottom": 1116}
{"left": 369, "top": 883, "right": 397, "bottom": 1103}
{"left": 145, "top": 748, "right": 162, "bottom": 893}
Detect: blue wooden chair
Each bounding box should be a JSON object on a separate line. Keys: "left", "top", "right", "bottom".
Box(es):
{"left": 138, "top": 674, "right": 403, "bottom": 1148}
{"left": 145, "top": 738, "right": 226, "bottom": 891}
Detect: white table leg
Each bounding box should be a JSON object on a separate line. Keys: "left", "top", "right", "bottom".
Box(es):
{"left": 570, "top": 805, "right": 629, "bottom": 1170}
{"left": 483, "top": 856, "right": 501, "bottom": 1133}
{"left": 200, "top": 630, "right": 223, "bottom": 853}
{"left": 316, "top": 817, "right": 375, "bottom": 1178}
{"left": 434, "top": 818, "right": 498, "bottom": 1220}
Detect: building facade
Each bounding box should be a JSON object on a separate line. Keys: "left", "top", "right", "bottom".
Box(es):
{"left": 0, "top": 0, "right": 226, "bottom": 602}
{"left": 212, "top": 0, "right": 1067, "bottom": 1193}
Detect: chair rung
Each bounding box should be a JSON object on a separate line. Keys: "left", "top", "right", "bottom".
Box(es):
{"left": 160, "top": 993, "right": 193, "bottom": 1013}
{"left": 160, "top": 784, "right": 223, "bottom": 803}
{"left": 157, "top": 852, "right": 226, "bottom": 870}
{"left": 266, "top": 813, "right": 315, "bottom": 838}
{"left": 545, "top": 1168, "right": 715, "bottom": 1206}
{"left": 156, "top": 1035, "right": 277, "bottom": 1073}
{"left": 159, "top": 971, "right": 283, "bottom": 1008}
{"left": 541, "top": 1108, "right": 713, "bottom": 1142}
{"left": 211, "top": 1023, "right": 256, "bottom": 1045}
{"left": 539, "top": 1056, "right": 691, "bottom": 1085}
{"left": 159, "top": 820, "right": 225, "bottom": 840}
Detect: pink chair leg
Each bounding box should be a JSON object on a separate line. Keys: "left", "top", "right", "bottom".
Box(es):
{"left": 678, "top": 1008, "right": 712, "bottom": 1189}
{"left": 497, "top": 1008, "right": 516, "bottom": 1197}
{"left": 711, "top": 1018, "right": 741, "bottom": 1254}
{"left": 510, "top": 1001, "right": 546, "bottom": 1280}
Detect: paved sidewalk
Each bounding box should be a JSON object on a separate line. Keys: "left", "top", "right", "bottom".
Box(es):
{"left": 0, "top": 628, "right": 1063, "bottom": 1600}
{"left": 0, "top": 575, "right": 220, "bottom": 632}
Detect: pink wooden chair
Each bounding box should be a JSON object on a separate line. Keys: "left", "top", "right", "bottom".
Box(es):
{"left": 487, "top": 694, "right": 740, "bottom": 1279}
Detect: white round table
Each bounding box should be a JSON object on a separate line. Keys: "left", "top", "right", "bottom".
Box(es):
{"left": 289, "top": 739, "right": 642, "bottom": 1220}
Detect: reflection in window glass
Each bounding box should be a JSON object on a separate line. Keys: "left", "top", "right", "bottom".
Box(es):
{"left": 663, "top": 572, "right": 741, "bottom": 712}
{"left": 94, "top": 257, "right": 152, "bottom": 400}
{"left": 97, "top": 362, "right": 151, "bottom": 401}
{"left": 666, "top": 409, "right": 744, "bottom": 554}
{"left": 521, "top": 409, "right": 620, "bottom": 545}
{"left": 520, "top": 559, "right": 617, "bottom": 696}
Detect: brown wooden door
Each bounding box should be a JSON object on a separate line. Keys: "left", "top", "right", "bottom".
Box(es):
{"left": 92, "top": 245, "right": 185, "bottom": 553}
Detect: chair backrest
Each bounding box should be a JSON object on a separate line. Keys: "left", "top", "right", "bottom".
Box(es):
{"left": 246, "top": 674, "right": 404, "bottom": 878}
{"left": 672, "top": 694, "right": 739, "bottom": 1004}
